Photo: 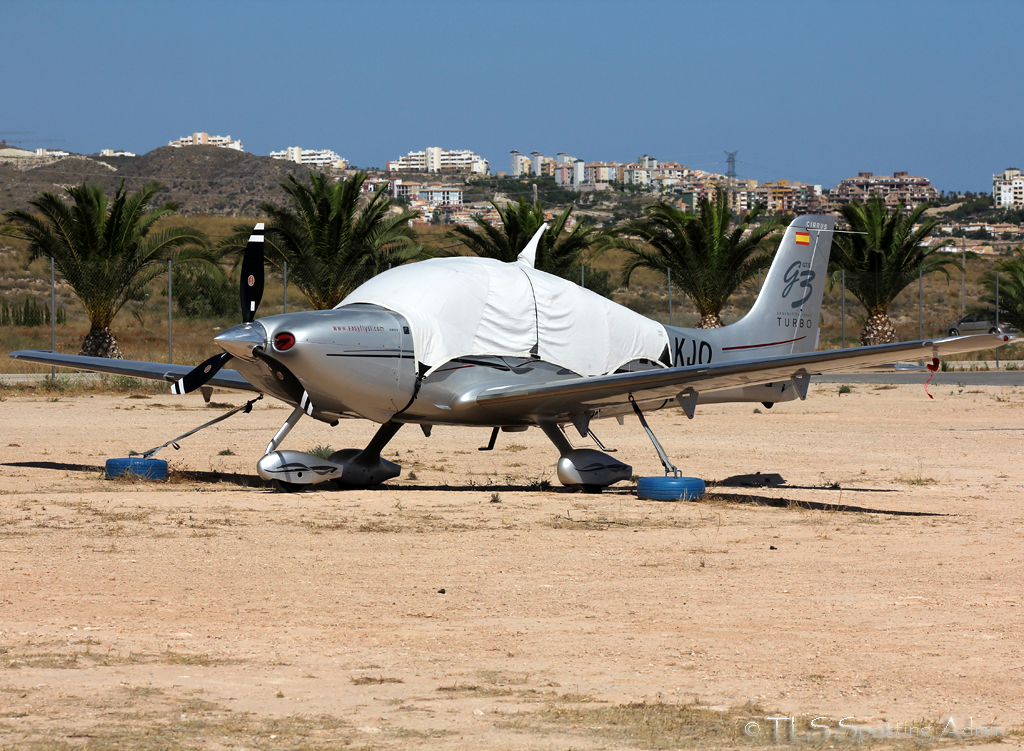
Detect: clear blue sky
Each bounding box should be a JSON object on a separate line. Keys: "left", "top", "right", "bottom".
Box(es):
{"left": 3, "top": 0, "right": 1019, "bottom": 193}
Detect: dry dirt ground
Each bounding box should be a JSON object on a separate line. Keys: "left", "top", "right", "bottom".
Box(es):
{"left": 1, "top": 384, "right": 1023, "bottom": 750}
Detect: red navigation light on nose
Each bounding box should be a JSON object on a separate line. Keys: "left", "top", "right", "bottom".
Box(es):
{"left": 274, "top": 332, "right": 295, "bottom": 351}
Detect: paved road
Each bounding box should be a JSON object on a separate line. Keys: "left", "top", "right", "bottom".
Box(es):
{"left": 813, "top": 372, "right": 1024, "bottom": 386}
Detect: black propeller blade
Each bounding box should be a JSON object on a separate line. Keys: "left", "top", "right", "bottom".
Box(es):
{"left": 170, "top": 351, "right": 233, "bottom": 395}
{"left": 253, "top": 347, "right": 315, "bottom": 415}
{"left": 170, "top": 222, "right": 269, "bottom": 396}
{"left": 171, "top": 222, "right": 309, "bottom": 411}
{"left": 240, "top": 222, "right": 265, "bottom": 324}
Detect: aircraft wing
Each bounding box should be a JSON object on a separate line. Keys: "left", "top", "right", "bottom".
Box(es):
{"left": 7, "top": 351, "right": 259, "bottom": 393}
{"left": 474, "top": 334, "right": 1011, "bottom": 420}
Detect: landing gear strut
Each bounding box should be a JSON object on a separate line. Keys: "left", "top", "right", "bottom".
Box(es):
{"left": 629, "top": 395, "right": 705, "bottom": 501}
{"left": 629, "top": 394, "right": 679, "bottom": 476}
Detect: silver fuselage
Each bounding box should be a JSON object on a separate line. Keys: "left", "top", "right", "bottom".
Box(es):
{"left": 215, "top": 303, "right": 796, "bottom": 429}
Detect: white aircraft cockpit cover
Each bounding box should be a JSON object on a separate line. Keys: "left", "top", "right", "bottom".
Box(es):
{"left": 337, "top": 256, "right": 670, "bottom": 377}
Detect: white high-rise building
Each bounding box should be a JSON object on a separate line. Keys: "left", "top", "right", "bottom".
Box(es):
{"left": 425, "top": 146, "right": 443, "bottom": 172}
{"left": 168, "top": 132, "right": 244, "bottom": 151}
{"left": 573, "top": 159, "right": 586, "bottom": 186}
{"left": 388, "top": 147, "right": 489, "bottom": 174}
{"left": 993, "top": 168, "right": 1024, "bottom": 209}
{"left": 531, "top": 151, "right": 545, "bottom": 176}
{"left": 510, "top": 150, "right": 532, "bottom": 176}
{"left": 270, "top": 147, "right": 347, "bottom": 168}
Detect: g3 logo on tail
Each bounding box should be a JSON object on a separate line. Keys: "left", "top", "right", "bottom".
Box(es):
{"left": 782, "top": 261, "right": 815, "bottom": 309}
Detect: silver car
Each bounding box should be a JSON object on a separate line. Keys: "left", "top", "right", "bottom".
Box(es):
{"left": 945, "top": 312, "right": 1018, "bottom": 337}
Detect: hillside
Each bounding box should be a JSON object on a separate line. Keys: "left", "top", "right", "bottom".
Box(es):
{"left": 0, "top": 146, "right": 316, "bottom": 215}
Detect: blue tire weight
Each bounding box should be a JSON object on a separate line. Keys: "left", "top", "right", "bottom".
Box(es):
{"left": 636, "top": 475, "right": 705, "bottom": 501}
{"left": 104, "top": 457, "right": 168, "bottom": 481}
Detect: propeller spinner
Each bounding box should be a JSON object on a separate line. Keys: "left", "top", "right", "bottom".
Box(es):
{"left": 169, "top": 223, "right": 315, "bottom": 414}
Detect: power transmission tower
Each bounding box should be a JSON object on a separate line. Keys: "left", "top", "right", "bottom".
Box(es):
{"left": 724, "top": 150, "right": 738, "bottom": 180}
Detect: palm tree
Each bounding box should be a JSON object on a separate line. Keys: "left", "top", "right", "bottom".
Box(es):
{"left": 829, "top": 196, "right": 959, "bottom": 345}
{"left": 221, "top": 172, "right": 425, "bottom": 310}
{"left": 980, "top": 252, "right": 1024, "bottom": 332}
{"left": 1, "top": 181, "right": 210, "bottom": 358}
{"left": 447, "top": 197, "right": 604, "bottom": 280}
{"left": 602, "top": 189, "right": 781, "bottom": 328}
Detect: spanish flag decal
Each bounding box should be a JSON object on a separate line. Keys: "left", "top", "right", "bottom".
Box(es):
{"left": 795, "top": 231, "right": 810, "bottom": 246}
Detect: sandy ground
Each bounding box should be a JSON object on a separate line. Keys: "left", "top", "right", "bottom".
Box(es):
{"left": 1, "top": 383, "right": 1023, "bottom": 749}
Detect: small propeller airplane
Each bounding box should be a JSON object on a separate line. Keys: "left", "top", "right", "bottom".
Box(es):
{"left": 10, "top": 215, "right": 1012, "bottom": 491}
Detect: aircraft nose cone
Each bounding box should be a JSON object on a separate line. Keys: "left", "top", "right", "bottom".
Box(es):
{"left": 215, "top": 322, "right": 266, "bottom": 360}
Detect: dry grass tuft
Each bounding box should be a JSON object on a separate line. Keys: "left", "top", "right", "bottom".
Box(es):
{"left": 158, "top": 650, "right": 244, "bottom": 666}
{"left": 350, "top": 675, "right": 404, "bottom": 685}
{"left": 897, "top": 460, "right": 937, "bottom": 486}
{"left": 0, "top": 684, "right": 355, "bottom": 750}
{"left": 437, "top": 683, "right": 513, "bottom": 697}
{"left": 514, "top": 698, "right": 760, "bottom": 749}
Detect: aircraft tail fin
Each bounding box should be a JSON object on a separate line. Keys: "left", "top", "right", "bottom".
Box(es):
{"left": 721, "top": 215, "right": 836, "bottom": 357}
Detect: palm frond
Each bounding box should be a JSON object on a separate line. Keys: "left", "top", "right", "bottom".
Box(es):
{"left": 603, "top": 190, "right": 780, "bottom": 322}
{"left": 1, "top": 181, "right": 210, "bottom": 339}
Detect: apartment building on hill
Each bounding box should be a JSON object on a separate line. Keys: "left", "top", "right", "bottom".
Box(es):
{"left": 168, "top": 132, "right": 244, "bottom": 151}
{"left": 993, "top": 168, "right": 1024, "bottom": 209}
{"left": 830, "top": 171, "right": 937, "bottom": 208}
{"left": 270, "top": 146, "right": 348, "bottom": 169}
{"left": 510, "top": 150, "right": 532, "bottom": 176}
{"left": 530, "top": 152, "right": 556, "bottom": 177}
{"left": 388, "top": 147, "right": 489, "bottom": 174}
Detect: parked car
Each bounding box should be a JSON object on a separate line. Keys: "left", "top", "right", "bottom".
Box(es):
{"left": 945, "top": 312, "right": 1019, "bottom": 337}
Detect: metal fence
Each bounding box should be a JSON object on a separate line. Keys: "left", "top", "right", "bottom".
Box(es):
{"left": 0, "top": 259, "right": 313, "bottom": 375}
{"left": 0, "top": 256, "right": 1018, "bottom": 376}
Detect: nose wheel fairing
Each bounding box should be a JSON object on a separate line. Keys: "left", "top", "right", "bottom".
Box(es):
{"left": 258, "top": 421, "right": 405, "bottom": 492}
{"left": 538, "top": 420, "right": 633, "bottom": 489}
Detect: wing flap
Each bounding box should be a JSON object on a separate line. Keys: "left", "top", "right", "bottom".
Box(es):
{"left": 7, "top": 350, "right": 258, "bottom": 393}
{"left": 475, "top": 334, "right": 1010, "bottom": 419}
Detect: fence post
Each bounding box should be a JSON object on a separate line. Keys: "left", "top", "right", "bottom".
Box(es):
{"left": 919, "top": 269, "right": 923, "bottom": 340}
{"left": 841, "top": 269, "right": 846, "bottom": 348}
{"left": 168, "top": 259, "right": 173, "bottom": 364}
{"left": 283, "top": 261, "right": 288, "bottom": 314}
{"left": 581, "top": 263, "right": 585, "bottom": 288}
{"left": 996, "top": 271, "right": 1000, "bottom": 370}
{"left": 667, "top": 267, "right": 672, "bottom": 326}
{"left": 50, "top": 257, "right": 55, "bottom": 378}
{"left": 961, "top": 240, "right": 965, "bottom": 317}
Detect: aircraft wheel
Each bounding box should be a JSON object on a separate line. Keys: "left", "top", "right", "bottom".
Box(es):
{"left": 105, "top": 457, "right": 168, "bottom": 480}
{"left": 272, "top": 479, "right": 305, "bottom": 493}
{"left": 580, "top": 484, "right": 604, "bottom": 494}
{"left": 636, "top": 475, "right": 705, "bottom": 501}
